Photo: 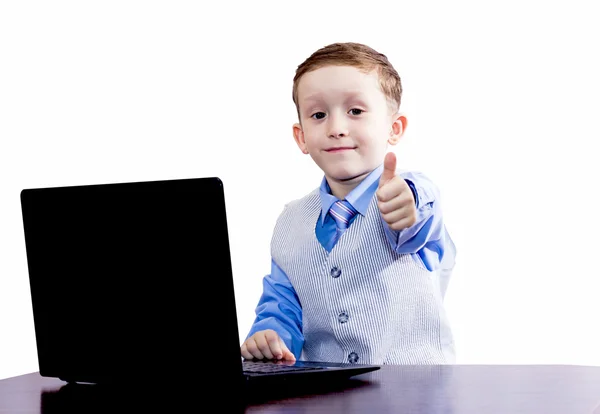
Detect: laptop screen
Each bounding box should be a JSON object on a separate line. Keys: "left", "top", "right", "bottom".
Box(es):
{"left": 20, "top": 177, "right": 244, "bottom": 391}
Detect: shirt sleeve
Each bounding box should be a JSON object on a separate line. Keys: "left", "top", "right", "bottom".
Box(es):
{"left": 381, "top": 171, "right": 449, "bottom": 272}
{"left": 245, "top": 258, "right": 304, "bottom": 359}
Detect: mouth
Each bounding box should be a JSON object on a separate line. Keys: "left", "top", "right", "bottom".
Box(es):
{"left": 325, "top": 146, "right": 357, "bottom": 153}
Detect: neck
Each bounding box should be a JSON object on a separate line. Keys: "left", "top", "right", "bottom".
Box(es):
{"left": 326, "top": 170, "right": 371, "bottom": 200}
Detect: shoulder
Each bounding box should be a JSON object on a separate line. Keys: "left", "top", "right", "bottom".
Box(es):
{"left": 278, "top": 188, "right": 320, "bottom": 218}
{"left": 271, "top": 188, "right": 321, "bottom": 245}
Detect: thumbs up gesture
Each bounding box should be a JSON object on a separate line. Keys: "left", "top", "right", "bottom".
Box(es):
{"left": 376, "top": 152, "right": 417, "bottom": 231}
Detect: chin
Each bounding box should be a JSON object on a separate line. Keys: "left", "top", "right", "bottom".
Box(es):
{"left": 329, "top": 169, "right": 371, "bottom": 183}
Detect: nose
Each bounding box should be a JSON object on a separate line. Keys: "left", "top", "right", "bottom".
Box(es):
{"left": 327, "top": 112, "right": 349, "bottom": 138}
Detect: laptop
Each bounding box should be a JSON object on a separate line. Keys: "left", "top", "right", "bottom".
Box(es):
{"left": 20, "top": 177, "right": 380, "bottom": 407}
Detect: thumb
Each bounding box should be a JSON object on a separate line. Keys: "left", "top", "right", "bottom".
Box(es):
{"left": 379, "top": 152, "right": 397, "bottom": 187}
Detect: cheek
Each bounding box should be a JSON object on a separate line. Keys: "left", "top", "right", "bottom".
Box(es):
{"left": 355, "top": 126, "right": 391, "bottom": 155}
{"left": 370, "top": 119, "right": 392, "bottom": 142}
{"left": 354, "top": 122, "right": 385, "bottom": 144}
{"left": 302, "top": 126, "right": 321, "bottom": 146}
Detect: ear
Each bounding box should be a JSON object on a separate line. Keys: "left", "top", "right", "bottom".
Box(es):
{"left": 293, "top": 123, "right": 309, "bottom": 154}
{"left": 388, "top": 113, "right": 407, "bottom": 145}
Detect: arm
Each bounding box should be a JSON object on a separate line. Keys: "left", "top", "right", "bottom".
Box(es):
{"left": 376, "top": 154, "right": 450, "bottom": 272}
{"left": 383, "top": 171, "right": 446, "bottom": 269}
{"left": 382, "top": 171, "right": 456, "bottom": 293}
{"left": 245, "top": 258, "right": 304, "bottom": 359}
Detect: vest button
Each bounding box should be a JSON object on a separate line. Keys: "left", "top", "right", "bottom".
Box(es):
{"left": 338, "top": 311, "right": 349, "bottom": 323}
{"left": 348, "top": 352, "right": 359, "bottom": 363}
{"left": 330, "top": 266, "right": 342, "bottom": 278}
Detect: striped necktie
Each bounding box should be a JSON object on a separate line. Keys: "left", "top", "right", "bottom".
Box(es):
{"left": 329, "top": 200, "right": 358, "bottom": 231}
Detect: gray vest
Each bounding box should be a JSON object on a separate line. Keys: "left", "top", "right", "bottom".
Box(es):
{"left": 271, "top": 188, "right": 455, "bottom": 365}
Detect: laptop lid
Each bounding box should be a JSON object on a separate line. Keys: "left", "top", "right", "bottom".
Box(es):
{"left": 21, "top": 176, "right": 379, "bottom": 407}
{"left": 20, "top": 177, "right": 244, "bottom": 390}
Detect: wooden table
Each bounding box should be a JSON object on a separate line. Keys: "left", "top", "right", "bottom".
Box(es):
{"left": 2, "top": 365, "right": 600, "bottom": 413}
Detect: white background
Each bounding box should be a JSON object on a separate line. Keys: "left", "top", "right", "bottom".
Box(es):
{"left": 1, "top": 1, "right": 599, "bottom": 381}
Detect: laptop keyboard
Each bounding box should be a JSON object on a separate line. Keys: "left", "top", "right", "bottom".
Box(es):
{"left": 243, "top": 361, "right": 323, "bottom": 374}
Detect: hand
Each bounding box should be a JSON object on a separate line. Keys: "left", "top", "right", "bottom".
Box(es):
{"left": 240, "top": 329, "right": 296, "bottom": 361}
{"left": 376, "top": 152, "right": 417, "bottom": 231}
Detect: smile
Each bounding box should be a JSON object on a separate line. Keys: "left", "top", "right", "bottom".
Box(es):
{"left": 325, "top": 147, "right": 356, "bottom": 153}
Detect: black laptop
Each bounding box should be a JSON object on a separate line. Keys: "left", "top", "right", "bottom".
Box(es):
{"left": 20, "top": 177, "right": 379, "bottom": 408}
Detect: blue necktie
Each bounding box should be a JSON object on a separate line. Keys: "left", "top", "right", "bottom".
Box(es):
{"left": 330, "top": 200, "right": 358, "bottom": 231}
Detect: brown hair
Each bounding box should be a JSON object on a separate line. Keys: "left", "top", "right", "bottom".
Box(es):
{"left": 292, "top": 42, "right": 402, "bottom": 116}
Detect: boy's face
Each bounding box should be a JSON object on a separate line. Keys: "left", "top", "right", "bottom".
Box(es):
{"left": 293, "top": 65, "right": 406, "bottom": 191}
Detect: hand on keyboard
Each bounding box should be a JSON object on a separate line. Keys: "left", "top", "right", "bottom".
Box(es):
{"left": 241, "top": 329, "right": 296, "bottom": 362}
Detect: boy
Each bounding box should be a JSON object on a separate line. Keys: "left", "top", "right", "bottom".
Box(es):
{"left": 240, "top": 42, "right": 456, "bottom": 365}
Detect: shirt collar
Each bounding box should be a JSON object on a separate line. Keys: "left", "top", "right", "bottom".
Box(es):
{"left": 318, "top": 164, "right": 384, "bottom": 226}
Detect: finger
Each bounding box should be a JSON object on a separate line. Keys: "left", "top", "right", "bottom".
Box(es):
{"left": 278, "top": 337, "right": 296, "bottom": 361}
{"left": 240, "top": 343, "right": 256, "bottom": 360}
{"left": 264, "top": 330, "right": 284, "bottom": 360}
{"left": 378, "top": 186, "right": 413, "bottom": 213}
{"left": 387, "top": 216, "right": 417, "bottom": 231}
{"left": 241, "top": 338, "right": 265, "bottom": 360}
{"left": 379, "top": 205, "right": 416, "bottom": 230}
{"left": 378, "top": 152, "right": 397, "bottom": 188}
{"left": 376, "top": 176, "right": 410, "bottom": 204}
{"left": 378, "top": 196, "right": 412, "bottom": 216}
{"left": 254, "top": 332, "right": 276, "bottom": 360}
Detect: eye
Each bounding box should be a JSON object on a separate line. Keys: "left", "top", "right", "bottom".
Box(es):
{"left": 311, "top": 112, "right": 326, "bottom": 120}
{"left": 349, "top": 108, "right": 363, "bottom": 115}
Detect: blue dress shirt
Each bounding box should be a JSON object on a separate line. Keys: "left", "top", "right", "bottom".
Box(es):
{"left": 246, "top": 164, "right": 454, "bottom": 358}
